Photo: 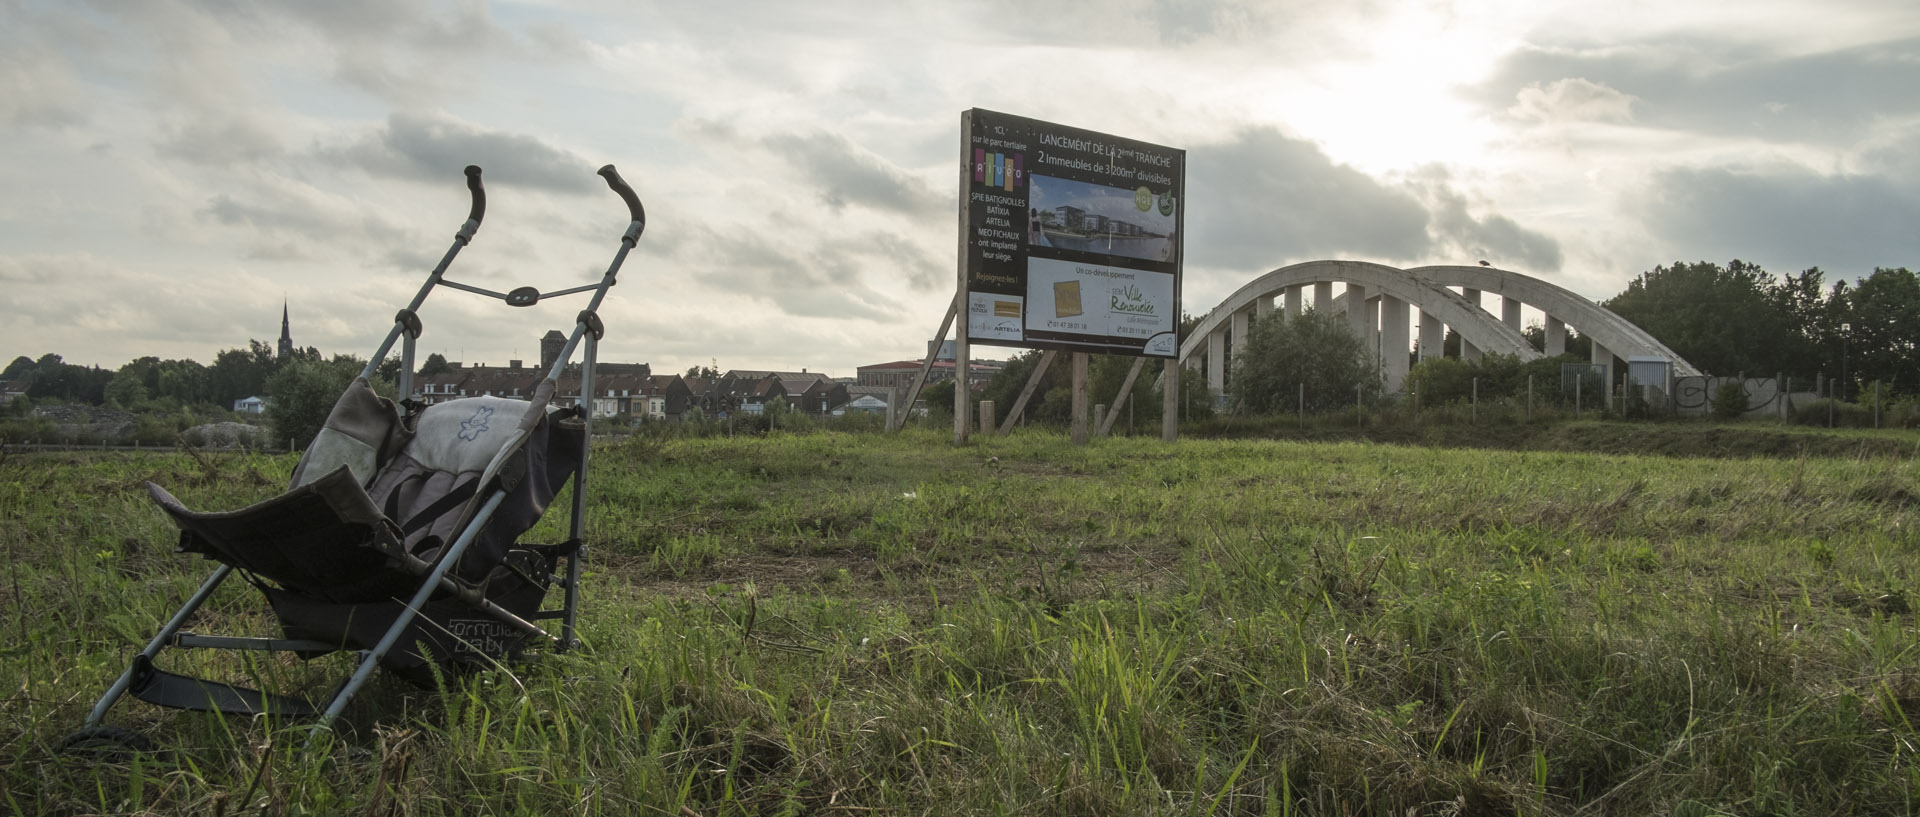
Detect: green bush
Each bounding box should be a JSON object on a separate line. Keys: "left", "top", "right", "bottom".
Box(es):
{"left": 1886, "top": 396, "right": 1920, "bottom": 428}
{"left": 1711, "top": 380, "right": 1749, "bottom": 421}
{"left": 266, "top": 358, "right": 391, "bottom": 449}
{"left": 129, "top": 414, "right": 184, "bottom": 446}
{"left": 1229, "top": 308, "right": 1380, "bottom": 414}
{"left": 1790, "top": 398, "right": 1874, "bottom": 428}
{"left": 0, "top": 415, "right": 54, "bottom": 443}
{"left": 1405, "top": 356, "right": 1476, "bottom": 405}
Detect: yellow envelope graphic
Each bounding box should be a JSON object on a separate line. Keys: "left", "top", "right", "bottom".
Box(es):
{"left": 1054, "top": 281, "right": 1082, "bottom": 318}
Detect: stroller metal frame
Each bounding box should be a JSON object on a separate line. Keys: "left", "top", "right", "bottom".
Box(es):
{"left": 73, "top": 164, "right": 647, "bottom": 738}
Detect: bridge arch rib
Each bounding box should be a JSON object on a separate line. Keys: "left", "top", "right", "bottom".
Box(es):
{"left": 1405, "top": 265, "right": 1700, "bottom": 377}
{"left": 1178, "top": 260, "right": 1699, "bottom": 397}
{"left": 1178, "top": 260, "right": 1538, "bottom": 394}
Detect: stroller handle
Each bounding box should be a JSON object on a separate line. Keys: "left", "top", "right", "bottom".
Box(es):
{"left": 464, "top": 165, "right": 486, "bottom": 225}
{"left": 597, "top": 165, "right": 646, "bottom": 232}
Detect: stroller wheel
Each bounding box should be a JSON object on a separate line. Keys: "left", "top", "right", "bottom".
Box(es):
{"left": 56, "top": 726, "right": 159, "bottom": 758}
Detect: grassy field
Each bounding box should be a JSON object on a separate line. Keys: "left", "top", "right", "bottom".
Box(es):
{"left": 4, "top": 422, "right": 1919, "bottom": 815}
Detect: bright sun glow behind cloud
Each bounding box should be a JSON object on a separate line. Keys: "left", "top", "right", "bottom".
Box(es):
{"left": 1276, "top": 5, "right": 1521, "bottom": 175}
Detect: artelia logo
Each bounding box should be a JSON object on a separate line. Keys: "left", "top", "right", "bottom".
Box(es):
{"left": 1111, "top": 283, "right": 1156, "bottom": 315}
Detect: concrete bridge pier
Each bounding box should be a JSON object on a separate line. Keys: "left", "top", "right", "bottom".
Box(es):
{"left": 1230, "top": 309, "right": 1251, "bottom": 379}
{"left": 1284, "top": 285, "right": 1303, "bottom": 317}
{"left": 1207, "top": 330, "right": 1226, "bottom": 396}
{"left": 1365, "top": 296, "right": 1382, "bottom": 363}
{"left": 1459, "top": 287, "right": 1483, "bottom": 362}
{"left": 1591, "top": 340, "right": 1615, "bottom": 401}
{"left": 1381, "top": 295, "right": 1410, "bottom": 392}
{"left": 1347, "top": 284, "right": 1370, "bottom": 340}
{"left": 1546, "top": 316, "right": 1567, "bottom": 356}
{"left": 1418, "top": 310, "right": 1443, "bottom": 362}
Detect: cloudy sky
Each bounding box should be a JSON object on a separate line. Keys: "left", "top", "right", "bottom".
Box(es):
{"left": 5, "top": 0, "right": 1916, "bottom": 377}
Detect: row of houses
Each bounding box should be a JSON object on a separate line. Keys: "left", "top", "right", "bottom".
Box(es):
{"left": 411, "top": 360, "right": 898, "bottom": 422}
{"left": 401, "top": 333, "right": 1007, "bottom": 423}
{"left": 217, "top": 326, "right": 1007, "bottom": 420}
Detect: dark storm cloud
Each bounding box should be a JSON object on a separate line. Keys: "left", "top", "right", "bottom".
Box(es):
{"left": 239, "top": 1, "right": 517, "bottom": 106}
{"left": 1474, "top": 37, "right": 1920, "bottom": 144}
{"left": 1438, "top": 208, "right": 1563, "bottom": 272}
{"left": 156, "top": 115, "right": 284, "bottom": 165}
{"left": 0, "top": 253, "right": 273, "bottom": 355}
{"left": 1858, "top": 127, "right": 1920, "bottom": 181}
{"left": 978, "top": 0, "right": 1336, "bottom": 49}
{"left": 687, "top": 225, "right": 916, "bottom": 322}
{"left": 200, "top": 186, "right": 411, "bottom": 258}
{"left": 1185, "top": 127, "right": 1434, "bottom": 269}
{"left": 1413, "top": 172, "right": 1565, "bottom": 272}
{"left": 0, "top": 52, "right": 88, "bottom": 128}
{"left": 853, "top": 231, "right": 945, "bottom": 292}
{"left": 0, "top": 256, "right": 60, "bottom": 283}
{"left": 323, "top": 112, "right": 597, "bottom": 193}
{"left": 0, "top": 4, "right": 98, "bottom": 128}
{"left": 763, "top": 131, "right": 943, "bottom": 217}
{"left": 1646, "top": 164, "right": 1920, "bottom": 272}
{"left": 276, "top": 0, "right": 509, "bottom": 50}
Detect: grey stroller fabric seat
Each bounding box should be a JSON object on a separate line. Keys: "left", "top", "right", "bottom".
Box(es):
{"left": 147, "top": 380, "right": 584, "bottom": 682}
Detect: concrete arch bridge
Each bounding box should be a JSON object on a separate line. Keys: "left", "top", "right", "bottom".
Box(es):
{"left": 1179, "top": 260, "right": 1699, "bottom": 395}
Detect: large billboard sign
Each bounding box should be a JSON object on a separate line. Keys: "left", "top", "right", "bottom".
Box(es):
{"left": 960, "top": 109, "right": 1185, "bottom": 358}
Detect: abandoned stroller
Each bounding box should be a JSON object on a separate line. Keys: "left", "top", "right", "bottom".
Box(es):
{"left": 63, "top": 163, "right": 646, "bottom": 748}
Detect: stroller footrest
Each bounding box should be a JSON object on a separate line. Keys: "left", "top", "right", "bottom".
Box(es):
{"left": 127, "top": 656, "right": 320, "bottom": 717}
{"left": 172, "top": 633, "right": 343, "bottom": 652}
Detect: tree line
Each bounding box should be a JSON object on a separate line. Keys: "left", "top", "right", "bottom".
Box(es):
{"left": 3, "top": 340, "right": 314, "bottom": 412}
{"left": 2, "top": 341, "right": 404, "bottom": 447}
{"left": 1604, "top": 261, "right": 1918, "bottom": 395}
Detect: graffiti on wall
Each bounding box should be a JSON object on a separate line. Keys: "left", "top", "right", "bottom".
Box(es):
{"left": 1672, "top": 376, "right": 1821, "bottom": 417}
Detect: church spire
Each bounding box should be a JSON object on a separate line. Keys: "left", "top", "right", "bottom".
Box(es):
{"left": 278, "top": 300, "right": 294, "bottom": 360}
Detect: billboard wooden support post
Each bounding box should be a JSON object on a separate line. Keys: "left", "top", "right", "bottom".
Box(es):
{"left": 1161, "top": 359, "right": 1178, "bottom": 442}
{"left": 891, "top": 294, "right": 959, "bottom": 432}
{"left": 1098, "top": 356, "right": 1147, "bottom": 437}
{"left": 954, "top": 332, "right": 970, "bottom": 446}
{"left": 997, "top": 349, "right": 1057, "bottom": 436}
{"left": 1070, "top": 352, "right": 1090, "bottom": 444}
{"left": 953, "top": 115, "right": 973, "bottom": 448}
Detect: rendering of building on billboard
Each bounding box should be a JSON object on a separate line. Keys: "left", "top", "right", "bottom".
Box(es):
{"left": 959, "top": 109, "right": 1186, "bottom": 358}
